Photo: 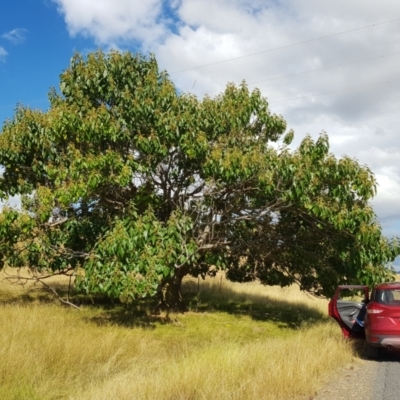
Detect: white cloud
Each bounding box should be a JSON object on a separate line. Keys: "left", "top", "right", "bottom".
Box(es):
{"left": 52, "top": 0, "right": 167, "bottom": 48}
{"left": 0, "top": 195, "right": 21, "bottom": 211}
{"left": 0, "top": 46, "right": 7, "bottom": 61}
{"left": 2, "top": 28, "right": 27, "bottom": 44}
{"left": 53, "top": 0, "right": 400, "bottom": 239}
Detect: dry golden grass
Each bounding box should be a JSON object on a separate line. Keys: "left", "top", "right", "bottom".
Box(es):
{"left": 185, "top": 274, "right": 329, "bottom": 312}
{"left": 75, "top": 322, "right": 354, "bottom": 400}
{"left": 0, "top": 271, "right": 358, "bottom": 400}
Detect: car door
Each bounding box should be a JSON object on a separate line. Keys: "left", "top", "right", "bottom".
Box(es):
{"left": 328, "top": 285, "right": 369, "bottom": 338}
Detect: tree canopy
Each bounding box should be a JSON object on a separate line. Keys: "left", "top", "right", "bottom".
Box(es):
{"left": 0, "top": 51, "right": 398, "bottom": 309}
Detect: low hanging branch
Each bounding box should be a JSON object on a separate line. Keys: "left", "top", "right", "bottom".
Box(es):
{"left": 2, "top": 268, "right": 80, "bottom": 310}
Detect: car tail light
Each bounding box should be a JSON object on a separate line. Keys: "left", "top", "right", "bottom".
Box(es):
{"left": 367, "top": 308, "right": 383, "bottom": 314}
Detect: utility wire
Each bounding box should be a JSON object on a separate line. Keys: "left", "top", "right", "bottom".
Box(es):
{"left": 243, "top": 51, "right": 400, "bottom": 86}
{"left": 171, "top": 17, "right": 400, "bottom": 74}
{"left": 269, "top": 77, "right": 400, "bottom": 106}
{"left": 202, "top": 50, "right": 400, "bottom": 95}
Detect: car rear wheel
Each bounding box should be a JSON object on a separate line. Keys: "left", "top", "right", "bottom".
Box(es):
{"left": 366, "top": 344, "right": 380, "bottom": 359}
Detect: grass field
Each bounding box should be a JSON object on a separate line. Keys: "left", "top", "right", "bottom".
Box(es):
{"left": 0, "top": 269, "right": 359, "bottom": 400}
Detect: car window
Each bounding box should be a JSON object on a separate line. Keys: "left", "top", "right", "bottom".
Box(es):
{"left": 374, "top": 289, "right": 400, "bottom": 305}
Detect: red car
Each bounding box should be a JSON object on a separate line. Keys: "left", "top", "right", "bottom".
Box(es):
{"left": 329, "top": 282, "right": 400, "bottom": 359}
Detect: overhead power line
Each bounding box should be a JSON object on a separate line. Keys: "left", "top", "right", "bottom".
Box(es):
{"left": 248, "top": 51, "right": 400, "bottom": 86}
{"left": 171, "top": 17, "right": 400, "bottom": 74}
{"left": 269, "top": 77, "right": 400, "bottom": 106}
{"left": 202, "top": 50, "right": 400, "bottom": 96}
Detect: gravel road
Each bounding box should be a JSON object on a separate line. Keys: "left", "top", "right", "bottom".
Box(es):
{"left": 312, "top": 349, "right": 400, "bottom": 400}
{"left": 371, "top": 351, "right": 400, "bottom": 400}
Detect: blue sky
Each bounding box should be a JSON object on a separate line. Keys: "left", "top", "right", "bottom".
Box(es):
{"left": 1, "top": 0, "right": 400, "bottom": 267}
{"left": 0, "top": 0, "right": 91, "bottom": 123}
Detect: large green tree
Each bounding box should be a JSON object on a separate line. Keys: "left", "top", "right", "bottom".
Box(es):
{"left": 0, "top": 51, "right": 397, "bottom": 309}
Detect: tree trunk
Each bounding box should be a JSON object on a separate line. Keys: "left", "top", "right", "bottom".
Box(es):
{"left": 154, "top": 269, "right": 187, "bottom": 313}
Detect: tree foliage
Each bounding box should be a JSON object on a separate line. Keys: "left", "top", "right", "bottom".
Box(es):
{"left": 0, "top": 51, "right": 398, "bottom": 308}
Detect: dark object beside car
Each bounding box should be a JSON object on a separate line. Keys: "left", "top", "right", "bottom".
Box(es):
{"left": 329, "top": 282, "right": 400, "bottom": 359}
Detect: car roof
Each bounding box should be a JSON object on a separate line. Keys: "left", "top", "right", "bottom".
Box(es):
{"left": 374, "top": 282, "right": 400, "bottom": 290}
{"left": 337, "top": 285, "right": 368, "bottom": 289}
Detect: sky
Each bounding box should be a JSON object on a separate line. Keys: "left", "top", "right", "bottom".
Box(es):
{"left": 1, "top": 0, "right": 400, "bottom": 264}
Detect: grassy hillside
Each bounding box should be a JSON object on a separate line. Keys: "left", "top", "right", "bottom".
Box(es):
{"left": 0, "top": 270, "right": 358, "bottom": 400}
